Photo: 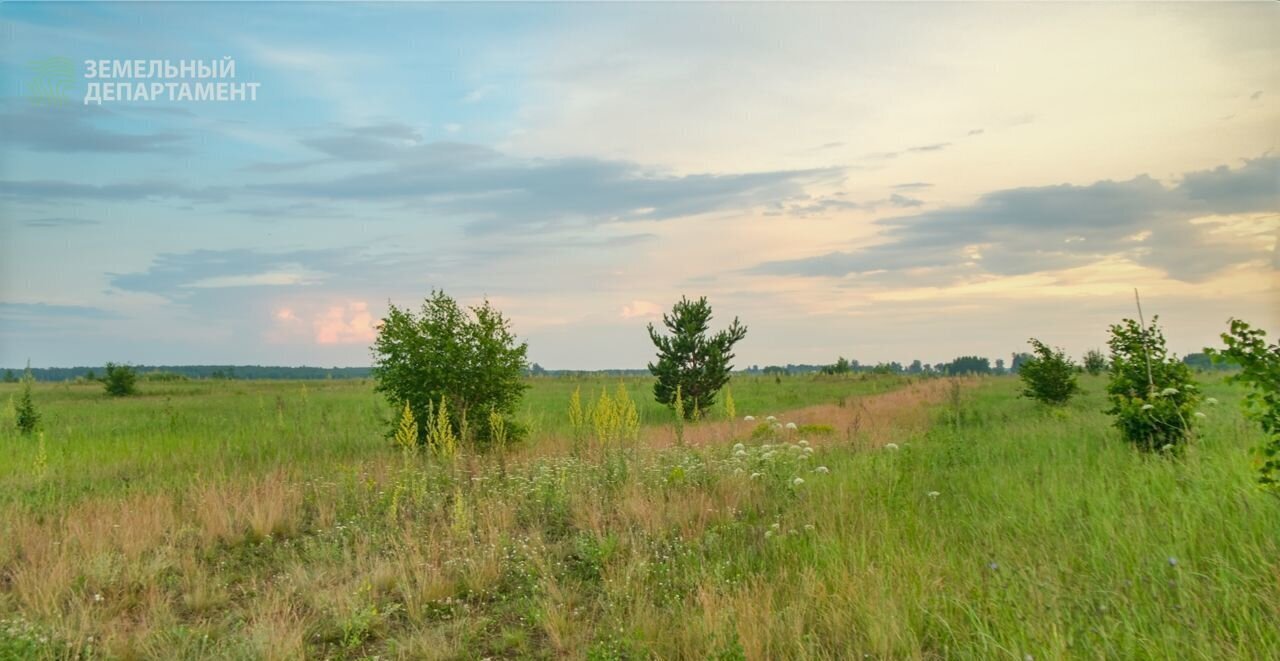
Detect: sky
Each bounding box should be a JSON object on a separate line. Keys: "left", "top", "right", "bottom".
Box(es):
{"left": 1, "top": 1, "right": 1277, "bottom": 370}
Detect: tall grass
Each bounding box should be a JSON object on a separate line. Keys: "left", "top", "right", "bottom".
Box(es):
{"left": 0, "top": 375, "right": 1275, "bottom": 659}
{"left": 0, "top": 374, "right": 908, "bottom": 510}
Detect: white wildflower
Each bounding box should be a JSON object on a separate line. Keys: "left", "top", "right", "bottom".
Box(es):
{"left": 1141, "top": 404, "right": 1155, "bottom": 411}
{"left": 732, "top": 443, "right": 745, "bottom": 452}
{"left": 1160, "top": 387, "right": 1179, "bottom": 396}
{"left": 766, "top": 415, "right": 777, "bottom": 422}
{"left": 813, "top": 466, "right": 829, "bottom": 474}
{"left": 1193, "top": 411, "right": 1206, "bottom": 419}
{"left": 744, "top": 415, "right": 756, "bottom": 422}
{"left": 793, "top": 477, "right": 805, "bottom": 486}
{"left": 927, "top": 491, "right": 940, "bottom": 498}
{"left": 798, "top": 440, "right": 809, "bottom": 447}
{"left": 1205, "top": 397, "right": 1219, "bottom": 406}
{"left": 885, "top": 443, "right": 900, "bottom": 451}
{"left": 750, "top": 472, "right": 763, "bottom": 480}
{"left": 785, "top": 422, "right": 797, "bottom": 430}
{"left": 735, "top": 450, "right": 748, "bottom": 458}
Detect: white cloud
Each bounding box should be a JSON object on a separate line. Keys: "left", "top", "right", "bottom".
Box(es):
{"left": 620, "top": 300, "right": 663, "bottom": 319}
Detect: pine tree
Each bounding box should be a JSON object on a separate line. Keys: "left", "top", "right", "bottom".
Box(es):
{"left": 15, "top": 364, "right": 40, "bottom": 435}
{"left": 647, "top": 296, "right": 747, "bottom": 419}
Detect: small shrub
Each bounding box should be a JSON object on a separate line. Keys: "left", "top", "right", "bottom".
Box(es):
{"left": 1019, "top": 339, "right": 1080, "bottom": 405}
{"left": 103, "top": 362, "right": 138, "bottom": 397}
{"left": 15, "top": 366, "right": 39, "bottom": 435}
{"left": 371, "top": 290, "right": 528, "bottom": 449}
{"left": 796, "top": 423, "right": 835, "bottom": 436}
{"left": 1082, "top": 349, "right": 1108, "bottom": 376}
{"left": 1105, "top": 316, "right": 1199, "bottom": 452}
{"left": 1206, "top": 318, "right": 1280, "bottom": 490}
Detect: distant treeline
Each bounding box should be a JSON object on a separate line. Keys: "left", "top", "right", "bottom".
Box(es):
{"left": 3, "top": 352, "right": 1233, "bottom": 383}
{"left": 2, "top": 365, "right": 374, "bottom": 382}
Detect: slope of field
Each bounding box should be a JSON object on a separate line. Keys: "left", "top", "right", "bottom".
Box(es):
{"left": 1, "top": 375, "right": 1277, "bottom": 659}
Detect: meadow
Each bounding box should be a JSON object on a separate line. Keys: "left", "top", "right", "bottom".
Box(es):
{"left": 0, "top": 374, "right": 1277, "bottom": 659}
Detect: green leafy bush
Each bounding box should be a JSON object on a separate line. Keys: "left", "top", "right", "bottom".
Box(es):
{"left": 1082, "top": 349, "right": 1107, "bottom": 375}
{"left": 1105, "top": 316, "right": 1199, "bottom": 452}
{"left": 103, "top": 362, "right": 138, "bottom": 397}
{"left": 1019, "top": 339, "right": 1080, "bottom": 405}
{"left": 1206, "top": 318, "right": 1280, "bottom": 490}
{"left": 372, "top": 291, "right": 529, "bottom": 449}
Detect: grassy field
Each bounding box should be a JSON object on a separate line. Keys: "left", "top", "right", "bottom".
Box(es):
{"left": 0, "top": 374, "right": 907, "bottom": 509}
{"left": 0, "top": 374, "right": 1277, "bottom": 659}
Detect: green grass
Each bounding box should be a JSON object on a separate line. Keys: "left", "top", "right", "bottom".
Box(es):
{"left": 0, "top": 373, "right": 907, "bottom": 509}
{"left": 0, "top": 374, "right": 1276, "bottom": 659}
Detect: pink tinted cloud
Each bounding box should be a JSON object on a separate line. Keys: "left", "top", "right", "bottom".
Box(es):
{"left": 620, "top": 300, "right": 663, "bottom": 319}
{"left": 314, "top": 301, "right": 378, "bottom": 345}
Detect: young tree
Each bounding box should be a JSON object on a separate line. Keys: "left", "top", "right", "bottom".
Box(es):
{"left": 822, "top": 356, "right": 851, "bottom": 375}
{"left": 372, "top": 291, "right": 529, "bottom": 448}
{"left": 1083, "top": 349, "right": 1108, "bottom": 376}
{"left": 1019, "top": 339, "right": 1080, "bottom": 405}
{"left": 103, "top": 362, "right": 138, "bottom": 397}
{"left": 1105, "top": 316, "right": 1199, "bottom": 452}
{"left": 647, "top": 296, "right": 747, "bottom": 419}
{"left": 1206, "top": 319, "right": 1279, "bottom": 490}
{"left": 2, "top": 369, "right": 16, "bottom": 383}
{"left": 15, "top": 365, "right": 40, "bottom": 434}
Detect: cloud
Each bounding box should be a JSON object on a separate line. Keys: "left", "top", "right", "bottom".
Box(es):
{"left": 252, "top": 136, "right": 840, "bottom": 233}
{"left": 750, "top": 156, "right": 1279, "bottom": 283}
{"left": 109, "top": 249, "right": 347, "bottom": 300}
{"left": 780, "top": 191, "right": 924, "bottom": 216}
{"left": 0, "top": 102, "right": 187, "bottom": 154}
{"left": 313, "top": 301, "right": 377, "bottom": 345}
{"left": 0, "top": 302, "right": 122, "bottom": 334}
{"left": 0, "top": 302, "right": 120, "bottom": 320}
{"left": 620, "top": 300, "right": 664, "bottom": 319}
{"left": 21, "top": 217, "right": 100, "bottom": 228}
{"left": 906, "top": 142, "right": 951, "bottom": 153}
{"left": 892, "top": 182, "right": 933, "bottom": 190}
{"left": 0, "top": 179, "right": 225, "bottom": 203}
{"left": 1176, "top": 156, "right": 1279, "bottom": 214}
